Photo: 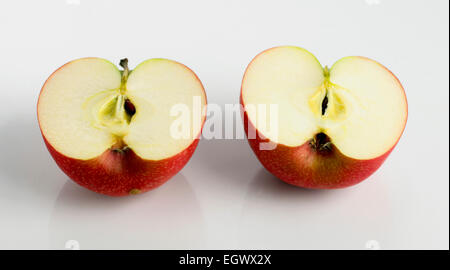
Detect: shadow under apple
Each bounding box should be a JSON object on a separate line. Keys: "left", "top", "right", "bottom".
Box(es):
{"left": 49, "top": 173, "right": 205, "bottom": 249}
{"left": 236, "top": 168, "right": 392, "bottom": 249}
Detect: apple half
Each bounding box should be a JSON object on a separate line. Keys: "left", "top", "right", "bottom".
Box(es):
{"left": 241, "top": 46, "right": 407, "bottom": 188}
{"left": 38, "top": 58, "right": 206, "bottom": 196}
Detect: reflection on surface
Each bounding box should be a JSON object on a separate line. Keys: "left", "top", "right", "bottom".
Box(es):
{"left": 238, "top": 169, "right": 390, "bottom": 249}
{"left": 49, "top": 174, "right": 205, "bottom": 249}
{"left": 0, "top": 116, "right": 65, "bottom": 200}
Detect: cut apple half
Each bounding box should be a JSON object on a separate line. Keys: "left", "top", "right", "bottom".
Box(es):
{"left": 241, "top": 46, "right": 407, "bottom": 188}
{"left": 38, "top": 57, "right": 206, "bottom": 196}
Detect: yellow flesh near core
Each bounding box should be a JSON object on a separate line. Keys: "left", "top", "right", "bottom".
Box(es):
{"left": 242, "top": 46, "right": 407, "bottom": 159}
{"left": 38, "top": 58, "right": 206, "bottom": 160}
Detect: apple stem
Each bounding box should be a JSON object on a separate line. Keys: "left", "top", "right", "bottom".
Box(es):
{"left": 119, "top": 58, "right": 129, "bottom": 94}
{"left": 323, "top": 66, "right": 330, "bottom": 78}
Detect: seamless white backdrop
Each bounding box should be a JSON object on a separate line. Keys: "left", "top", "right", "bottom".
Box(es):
{"left": 0, "top": 0, "right": 448, "bottom": 249}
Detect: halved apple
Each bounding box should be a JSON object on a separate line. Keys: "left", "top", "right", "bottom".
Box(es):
{"left": 241, "top": 46, "right": 407, "bottom": 188}
{"left": 38, "top": 58, "right": 206, "bottom": 196}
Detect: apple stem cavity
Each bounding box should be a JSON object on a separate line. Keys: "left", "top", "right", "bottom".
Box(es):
{"left": 310, "top": 132, "right": 333, "bottom": 154}
{"left": 111, "top": 139, "right": 130, "bottom": 154}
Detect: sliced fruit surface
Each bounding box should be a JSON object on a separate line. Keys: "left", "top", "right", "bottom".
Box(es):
{"left": 124, "top": 59, "right": 206, "bottom": 160}
{"left": 38, "top": 58, "right": 206, "bottom": 161}
{"left": 241, "top": 46, "right": 407, "bottom": 160}
{"left": 38, "top": 58, "right": 121, "bottom": 159}
{"left": 242, "top": 46, "right": 325, "bottom": 147}
{"left": 326, "top": 56, "right": 407, "bottom": 159}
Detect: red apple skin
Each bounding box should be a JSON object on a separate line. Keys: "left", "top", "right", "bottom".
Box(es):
{"left": 41, "top": 136, "right": 200, "bottom": 196}
{"left": 38, "top": 58, "right": 206, "bottom": 196}
{"left": 240, "top": 51, "right": 408, "bottom": 189}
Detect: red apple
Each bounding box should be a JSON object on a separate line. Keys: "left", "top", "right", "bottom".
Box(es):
{"left": 38, "top": 58, "right": 206, "bottom": 196}
{"left": 241, "top": 46, "right": 407, "bottom": 188}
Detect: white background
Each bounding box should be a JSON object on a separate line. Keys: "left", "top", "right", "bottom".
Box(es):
{"left": 0, "top": 0, "right": 448, "bottom": 249}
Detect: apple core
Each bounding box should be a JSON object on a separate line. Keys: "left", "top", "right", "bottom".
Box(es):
{"left": 82, "top": 59, "right": 135, "bottom": 150}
